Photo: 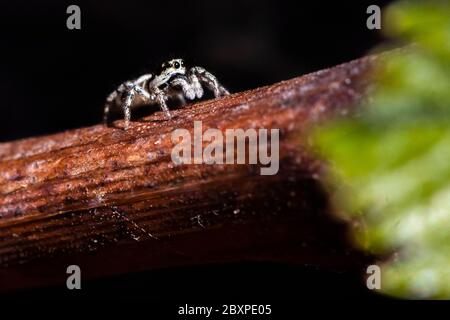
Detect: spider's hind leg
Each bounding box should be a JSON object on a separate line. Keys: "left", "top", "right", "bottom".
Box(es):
{"left": 104, "top": 76, "right": 154, "bottom": 129}
{"left": 103, "top": 90, "right": 119, "bottom": 126}
{"left": 120, "top": 81, "right": 153, "bottom": 130}
{"left": 122, "top": 89, "right": 134, "bottom": 130}
{"left": 190, "top": 66, "right": 229, "bottom": 97}
{"left": 149, "top": 86, "right": 172, "bottom": 119}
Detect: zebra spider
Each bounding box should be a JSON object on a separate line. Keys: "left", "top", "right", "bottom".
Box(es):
{"left": 103, "top": 58, "right": 229, "bottom": 129}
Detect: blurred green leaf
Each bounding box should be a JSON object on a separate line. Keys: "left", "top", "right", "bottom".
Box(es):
{"left": 314, "top": 1, "right": 450, "bottom": 298}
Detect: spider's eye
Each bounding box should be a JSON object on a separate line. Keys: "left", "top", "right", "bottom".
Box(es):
{"left": 174, "top": 62, "right": 180, "bottom": 69}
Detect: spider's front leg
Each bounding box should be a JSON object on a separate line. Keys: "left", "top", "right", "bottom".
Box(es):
{"left": 170, "top": 76, "right": 199, "bottom": 101}
{"left": 190, "top": 66, "right": 229, "bottom": 98}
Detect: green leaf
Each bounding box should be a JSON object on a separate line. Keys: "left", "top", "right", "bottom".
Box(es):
{"left": 314, "top": 1, "right": 450, "bottom": 298}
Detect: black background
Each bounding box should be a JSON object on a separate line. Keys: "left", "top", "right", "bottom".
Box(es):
{"left": 1, "top": 0, "right": 393, "bottom": 300}
{"left": 0, "top": 0, "right": 392, "bottom": 142}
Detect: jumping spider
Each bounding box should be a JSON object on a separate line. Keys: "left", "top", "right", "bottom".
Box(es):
{"left": 103, "top": 58, "right": 229, "bottom": 130}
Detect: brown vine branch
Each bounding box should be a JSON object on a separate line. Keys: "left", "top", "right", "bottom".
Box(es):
{"left": 0, "top": 54, "right": 377, "bottom": 292}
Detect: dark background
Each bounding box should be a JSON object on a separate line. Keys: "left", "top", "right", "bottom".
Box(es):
{"left": 0, "top": 0, "right": 392, "bottom": 142}
{"left": 1, "top": 0, "right": 393, "bottom": 300}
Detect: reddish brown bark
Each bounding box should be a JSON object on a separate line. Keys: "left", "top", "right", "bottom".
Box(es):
{"left": 0, "top": 55, "right": 377, "bottom": 292}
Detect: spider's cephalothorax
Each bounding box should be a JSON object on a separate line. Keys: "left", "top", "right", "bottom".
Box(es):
{"left": 103, "top": 58, "right": 229, "bottom": 129}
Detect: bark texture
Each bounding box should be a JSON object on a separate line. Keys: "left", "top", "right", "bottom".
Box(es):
{"left": 0, "top": 55, "right": 377, "bottom": 292}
